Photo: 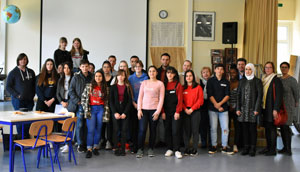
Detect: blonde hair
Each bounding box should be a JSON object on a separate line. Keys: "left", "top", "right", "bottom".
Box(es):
{"left": 201, "top": 66, "right": 212, "bottom": 75}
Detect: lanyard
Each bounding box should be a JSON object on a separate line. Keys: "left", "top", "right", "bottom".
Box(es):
{"left": 19, "top": 68, "right": 29, "bottom": 81}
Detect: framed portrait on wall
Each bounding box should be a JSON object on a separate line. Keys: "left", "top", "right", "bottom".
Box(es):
{"left": 193, "top": 11, "right": 215, "bottom": 41}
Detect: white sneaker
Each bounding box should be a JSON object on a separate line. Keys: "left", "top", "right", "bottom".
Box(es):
{"left": 105, "top": 141, "right": 112, "bottom": 150}
{"left": 164, "top": 150, "right": 173, "bottom": 157}
{"left": 49, "top": 142, "right": 53, "bottom": 149}
{"left": 61, "top": 145, "right": 69, "bottom": 153}
{"left": 60, "top": 144, "right": 68, "bottom": 150}
{"left": 175, "top": 151, "right": 183, "bottom": 159}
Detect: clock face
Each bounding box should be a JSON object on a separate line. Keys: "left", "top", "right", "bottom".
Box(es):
{"left": 159, "top": 10, "right": 168, "bottom": 19}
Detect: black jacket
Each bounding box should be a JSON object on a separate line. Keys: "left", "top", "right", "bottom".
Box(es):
{"left": 109, "top": 84, "right": 132, "bottom": 116}
{"left": 262, "top": 76, "right": 283, "bottom": 122}
{"left": 236, "top": 77, "right": 263, "bottom": 114}
{"left": 6, "top": 66, "right": 36, "bottom": 100}
{"left": 68, "top": 71, "right": 92, "bottom": 112}
{"left": 54, "top": 49, "right": 72, "bottom": 68}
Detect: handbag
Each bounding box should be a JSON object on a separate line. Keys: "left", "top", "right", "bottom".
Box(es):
{"left": 273, "top": 83, "right": 288, "bottom": 126}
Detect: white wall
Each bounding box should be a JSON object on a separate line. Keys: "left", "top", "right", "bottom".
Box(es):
{"left": 293, "top": 0, "right": 300, "bottom": 55}
{"left": 5, "top": 0, "right": 40, "bottom": 74}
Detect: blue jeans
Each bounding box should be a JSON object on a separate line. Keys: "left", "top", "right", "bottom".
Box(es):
{"left": 76, "top": 105, "right": 85, "bottom": 146}
{"left": 138, "top": 110, "right": 158, "bottom": 150}
{"left": 11, "top": 96, "right": 34, "bottom": 138}
{"left": 209, "top": 110, "right": 229, "bottom": 147}
{"left": 86, "top": 105, "right": 104, "bottom": 149}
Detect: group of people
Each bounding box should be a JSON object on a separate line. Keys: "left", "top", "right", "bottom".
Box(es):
{"left": 6, "top": 37, "right": 298, "bottom": 160}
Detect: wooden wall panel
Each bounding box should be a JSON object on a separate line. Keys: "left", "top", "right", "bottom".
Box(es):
{"left": 150, "top": 47, "right": 186, "bottom": 73}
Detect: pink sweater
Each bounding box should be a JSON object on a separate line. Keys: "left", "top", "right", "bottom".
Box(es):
{"left": 138, "top": 80, "right": 165, "bottom": 114}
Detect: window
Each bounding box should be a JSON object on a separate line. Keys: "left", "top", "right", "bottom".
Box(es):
{"left": 277, "top": 22, "right": 293, "bottom": 73}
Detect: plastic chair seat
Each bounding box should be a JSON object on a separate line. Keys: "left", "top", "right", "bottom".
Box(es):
{"left": 58, "top": 120, "right": 64, "bottom": 125}
{"left": 14, "top": 139, "right": 46, "bottom": 147}
{"left": 42, "top": 135, "right": 71, "bottom": 143}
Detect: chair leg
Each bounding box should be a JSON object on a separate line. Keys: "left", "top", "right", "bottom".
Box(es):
{"left": 42, "top": 146, "right": 45, "bottom": 157}
{"left": 68, "top": 143, "right": 71, "bottom": 162}
{"left": 55, "top": 144, "right": 62, "bottom": 171}
{"left": 70, "top": 143, "right": 77, "bottom": 165}
{"left": 20, "top": 146, "right": 27, "bottom": 172}
{"left": 37, "top": 147, "right": 42, "bottom": 168}
{"left": 47, "top": 144, "right": 55, "bottom": 172}
{"left": 12, "top": 144, "right": 16, "bottom": 172}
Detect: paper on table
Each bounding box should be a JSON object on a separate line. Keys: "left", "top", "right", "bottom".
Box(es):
{"left": 54, "top": 104, "right": 68, "bottom": 115}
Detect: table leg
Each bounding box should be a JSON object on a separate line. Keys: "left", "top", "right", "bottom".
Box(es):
{"left": 9, "top": 124, "right": 13, "bottom": 172}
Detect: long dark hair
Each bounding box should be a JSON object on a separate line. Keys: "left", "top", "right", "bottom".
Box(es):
{"left": 58, "top": 62, "right": 73, "bottom": 86}
{"left": 38, "top": 59, "right": 58, "bottom": 86}
{"left": 183, "top": 70, "right": 198, "bottom": 89}
{"left": 164, "top": 66, "right": 179, "bottom": 87}
{"left": 114, "top": 69, "right": 133, "bottom": 97}
{"left": 91, "top": 70, "right": 107, "bottom": 101}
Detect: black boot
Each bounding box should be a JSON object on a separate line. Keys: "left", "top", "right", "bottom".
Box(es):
{"left": 241, "top": 145, "right": 249, "bottom": 155}
{"left": 278, "top": 125, "right": 287, "bottom": 153}
{"left": 285, "top": 128, "right": 292, "bottom": 156}
{"left": 249, "top": 145, "right": 256, "bottom": 157}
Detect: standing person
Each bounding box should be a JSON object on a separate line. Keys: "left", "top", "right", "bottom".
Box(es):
{"left": 6, "top": 53, "right": 36, "bottom": 138}
{"left": 36, "top": 59, "right": 58, "bottom": 112}
{"left": 56, "top": 62, "right": 73, "bottom": 153}
{"left": 228, "top": 65, "right": 242, "bottom": 153}
{"left": 70, "top": 38, "right": 89, "bottom": 72}
{"left": 136, "top": 66, "right": 165, "bottom": 158}
{"left": 237, "top": 58, "right": 247, "bottom": 79}
{"left": 57, "top": 62, "right": 73, "bottom": 110}
{"left": 259, "top": 61, "right": 283, "bottom": 156}
{"left": 179, "top": 60, "right": 200, "bottom": 85}
{"left": 54, "top": 37, "right": 72, "bottom": 68}
{"left": 199, "top": 67, "right": 212, "bottom": 149}
{"left": 128, "top": 60, "right": 148, "bottom": 153}
{"left": 108, "top": 55, "right": 117, "bottom": 76}
{"left": 89, "top": 63, "right": 95, "bottom": 74}
{"left": 279, "top": 62, "right": 298, "bottom": 156}
{"left": 161, "top": 66, "right": 183, "bottom": 159}
{"left": 129, "top": 55, "right": 139, "bottom": 75}
{"left": 156, "top": 53, "right": 171, "bottom": 147}
{"left": 110, "top": 70, "right": 132, "bottom": 156}
{"left": 207, "top": 64, "right": 233, "bottom": 155}
{"left": 81, "top": 70, "right": 107, "bottom": 158}
{"left": 68, "top": 59, "right": 93, "bottom": 153}
{"left": 100, "top": 60, "right": 114, "bottom": 150}
{"left": 236, "top": 63, "right": 263, "bottom": 157}
{"left": 182, "top": 70, "right": 204, "bottom": 156}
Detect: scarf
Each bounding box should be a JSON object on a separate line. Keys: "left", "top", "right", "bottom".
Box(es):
{"left": 201, "top": 78, "right": 208, "bottom": 99}
{"left": 262, "top": 73, "right": 276, "bottom": 109}
{"left": 245, "top": 63, "right": 255, "bottom": 80}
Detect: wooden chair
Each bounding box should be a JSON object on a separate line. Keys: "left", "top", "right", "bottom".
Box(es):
{"left": 44, "top": 117, "right": 77, "bottom": 171}
{"left": 12, "top": 120, "right": 54, "bottom": 172}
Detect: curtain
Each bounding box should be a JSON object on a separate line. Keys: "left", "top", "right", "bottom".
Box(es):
{"left": 243, "top": 0, "right": 278, "bottom": 67}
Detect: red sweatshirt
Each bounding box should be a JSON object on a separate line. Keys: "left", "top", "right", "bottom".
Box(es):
{"left": 162, "top": 81, "right": 183, "bottom": 114}
{"left": 89, "top": 86, "right": 105, "bottom": 105}
{"left": 183, "top": 85, "right": 204, "bottom": 111}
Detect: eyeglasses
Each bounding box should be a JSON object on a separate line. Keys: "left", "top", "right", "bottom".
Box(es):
{"left": 265, "top": 67, "right": 273, "bottom": 69}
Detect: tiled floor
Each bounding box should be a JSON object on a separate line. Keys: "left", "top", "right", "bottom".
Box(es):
{"left": 0, "top": 101, "right": 300, "bottom": 172}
